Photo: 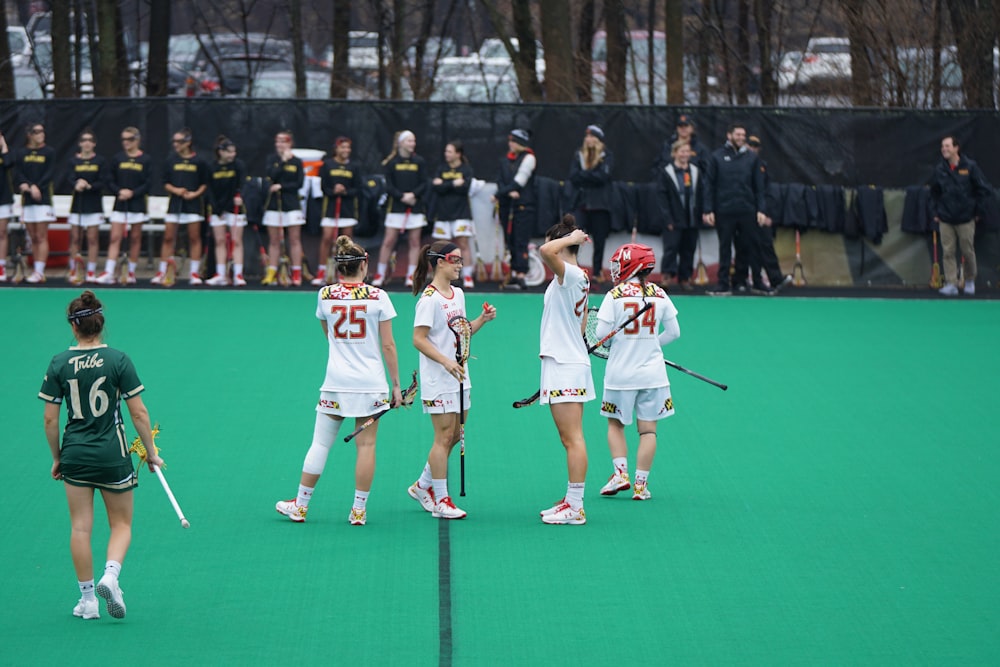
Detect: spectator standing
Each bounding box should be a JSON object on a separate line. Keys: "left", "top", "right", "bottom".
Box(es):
{"left": 0, "top": 130, "right": 14, "bottom": 282}
{"left": 313, "top": 136, "right": 364, "bottom": 286}
{"left": 655, "top": 139, "right": 703, "bottom": 290}
{"left": 929, "top": 135, "right": 993, "bottom": 296}
{"left": 494, "top": 128, "right": 537, "bottom": 290}
{"left": 653, "top": 113, "right": 712, "bottom": 174}
{"left": 206, "top": 135, "right": 250, "bottom": 286}
{"left": 431, "top": 140, "right": 476, "bottom": 289}
{"left": 374, "top": 130, "right": 429, "bottom": 288}
{"left": 13, "top": 122, "right": 56, "bottom": 283}
{"left": 702, "top": 123, "right": 767, "bottom": 296}
{"left": 261, "top": 130, "right": 306, "bottom": 286}
{"left": 568, "top": 125, "right": 614, "bottom": 282}
{"left": 96, "top": 127, "right": 152, "bottom": 285}
{"left": 66, "top": 129, "right": 108, "bottom": 284}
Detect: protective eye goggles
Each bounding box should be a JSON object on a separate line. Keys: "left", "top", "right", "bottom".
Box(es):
{"left": 430, "top": 253, "right": 463, "bottom": 265}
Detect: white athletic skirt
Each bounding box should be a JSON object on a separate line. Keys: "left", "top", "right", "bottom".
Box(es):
{"left": 539, "top": 357, "right": 595, "bottom": 405}
{"left": 317, "top": 391, "right": 390, "bottom": 418}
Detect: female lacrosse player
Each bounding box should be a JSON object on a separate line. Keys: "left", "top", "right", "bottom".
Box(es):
{"left": 13, "top": 122, "right": 56, "bottom": 283}
{"left": 567, "top": 125, "right": 614, "bottom": 283}
{"left": 0, "top": 130, "right": 11, "bottom": 283}
{"left": 206, "top": 136, "right": 250, "bottom": 286}
{"left": 153, "top": 127, "right": 211, "bottom": 286}
{"left": 373, "top": 130, "right": 428, "bottom": 288}
{"left": 594, "top": 243, "right": 680, "bottom": 501}
{"left": 39, "top": 290, "right": 163, "bottom": 620}
{"left": 313, "top": 136, "right": 364, "bottom": 286}
{"left": 96, "top": 127, "right": 153, "bottom": 285}
{"left": 276, "top": 236, "right": 404, "bottom": 525}
{"left": 66, "top": 129, "right": 108, "bottom": 284}
{"left": 407, "top": 240, "right": 496, "bottom": 519}
{"left": 431, "top": 140, "right": 476, "bottom": 289}
{"left": 262, "top": 130, "right": 306, "bottom": 286}
{"left": 537, "top": 215, "right": 594, "bottom": 525}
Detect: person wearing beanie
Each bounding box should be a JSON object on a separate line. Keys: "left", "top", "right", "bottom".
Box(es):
{"left": 567, "top": 124, "right": 615, "bottom": 282}
{"left": 493, "top": 129, "right": 537, "bottom": 290}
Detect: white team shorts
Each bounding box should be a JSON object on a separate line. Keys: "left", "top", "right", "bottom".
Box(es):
{"left": 316, "top": 391, "right": 390, "bottom": 418}
{"left": 421, "top": 388, "right": 472, "bottom": 414}
{"left": 600, "top": 387, "right": 674, "bottom": 425}
{"left": 432, "top": 219, "right": 473, "bottom": 240}
{"left": 384, "top": 211, "right": 427, "bottom": 230}
{"left": 163, "top": 213, "right": 203, "bottom": 224}
{"left": 109, "top": 211, "right": 148, "bottom": 224}
{"left": 210, "top": 212, "right": 247, "bottom": 228}
{"left": 263, "top": 210, "right": 305, "bottom": 227}
{"left": 0, "top": 204, "right": 12, "bottom": 219}
{"left": 321, "top": 217, "right": 358, "bottom": 228}
{"left": 68, "top": 213, "right": 104, "bottom": 228}
{"left": 21, "top": 204, "right": 55, "bottom": 223}
{"left": 539, "top": 358, "right": 596, "bottom": 405}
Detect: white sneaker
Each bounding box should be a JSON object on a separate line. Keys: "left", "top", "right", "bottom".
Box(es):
{"left": 404, "top": 274, "right": 414, "bottom": 288}
{"left": 205, "top": 274, "right": 229, "bottom": 286}
{"left": 232, "top": 274, "right": 247, "bottom": 286}
{"left": 938, "top": 283, "right": 959, "bottom": 296}
{"left": 189, "top": 273, "right": 204, "bottom": 285}
{"left": 371, "top": 273, "right": 385, "bottom": 287}
{"left": 96, "top": 575, "right": 126, "bottom": 619}
{"left": 632, "top": 483, "right": 651, "bottom": 500}
{"left": 95, "top": 271, "right": 117, "bottom": 285}
{"left": 86, "top": 271, "right": 97, "bottom": 283}
{"left": 150, "top": 272, "right": 166, "bottom": 285}
{"left": 310, "top": 271, "right": 327, "bottom": 286}
{"left": 600, "top": 471, "right": 631, "bottom": 496}
{"left": 73, "top": 597, "right": 100, "bottom": 620}
{"left": 541, "top": 502, "right": 586, "bottom": 525}
{"left": 463, "top": 275, "right": 475, "bottom": 289}
{"left": 275, "top": 499, "right": 308, "bottom": 522}
{"left": 540, "top": 498, "right": 567, "bottom": 517}
{"left": 26, "top": 270, "right": 45, "bottom": 283}
{"left": 408, "top": 483, "right": 436, "bottom": 513}
{"left": 349, "top": 507, "right": 367, "bottom": 525}
{"left": 126, "top": 272, "right": 137, "bottom": 284}
{"left": 432, "top": 496, "right": 467, "bottom": 519}
{"left": 964, "top": 280, "right": 976, "bottom": 296}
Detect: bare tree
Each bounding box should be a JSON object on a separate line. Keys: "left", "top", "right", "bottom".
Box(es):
{"left": 147, "top": 0, "right": 171, "bottom": 96}
{"left": 754, "top": 0, "right": 777, "bottom": 105}
{"left": 289, "top": 0, "right": 307, "bottom": 98}
{"left": 478, "top": 0, "right": 544, "bottom": 101}
{"left": 665, "top": 0, "right": 684, "bottom": 103}
{"left": 735, "top": 0, "right": 750, "bottom": 103}
{"left": 575, "top": 0, "right": 596, "bottom": 101}
{"left": 539, "top": 0, "right": 575, "bottom": 101}
{"left": 388, "top": 0, "right": 405, "bottom": 99}
{"left": 0, "top": 4, "right": 14, "bottom": 100}
{"left": 95, "top": 0, "right": 122, "bottom": 97}
{"left": 330, "top": 0, "right": 351, "bottom": 99}
{"left": 51, "top": 3, "right": 73, "bottom": 97}
{"left": 842, "top": 0, "right": 875, "bottom": 105}
{"left": 604, "top": 0, "right": 627, "bottom": 102}
{"left": 948, "top": 0, "right": 995, "bottom": 108}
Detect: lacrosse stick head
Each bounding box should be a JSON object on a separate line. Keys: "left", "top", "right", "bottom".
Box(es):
{"left": 583, "top": 308, "right": 612, "bottom": 359}
{"left": 128, "top": 425, "right": 162, "bottom": 470}
{"left": 401, "top": 370, "right": 419, "bottom": 406}
{"left": 448, "top": 316, "right": 472, "bottom": 365}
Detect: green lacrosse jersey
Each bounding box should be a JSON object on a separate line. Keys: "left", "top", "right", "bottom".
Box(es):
{"left": 38, "top": 345, "right": 144, "bottom": 467}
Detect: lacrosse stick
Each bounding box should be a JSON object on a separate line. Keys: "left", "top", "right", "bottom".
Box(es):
{"left": 490, "top": 204, "right": 505, "bottom": 282}
{"left": 792, "top": 229, "right": 806, "bottom": 286}
{"left": 277, "top": 209, "right": 291, "bottom": 286}
{"left": 343, "top": 371, "right": 418, "bottom": 442}
{"left": 694, "top": 231, "right": 709, "bottom": 285}
{"left": 129, "top": 426, "right": 189, "bottom": 529}
{"left": 448, "top": 315, "right": 472, "bottom": 496}
{"left": 663, "top": 359, "right": 728, "bottom": 391}
{"left": 117, "top": 208, "right": 131, "bottom": 285}
{"left": 930, "top": 229, "right": 943, "bottom": 288}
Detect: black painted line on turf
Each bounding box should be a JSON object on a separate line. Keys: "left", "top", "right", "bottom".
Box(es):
{"left": 438, "top": 519, "right": 453, "bottom": 667}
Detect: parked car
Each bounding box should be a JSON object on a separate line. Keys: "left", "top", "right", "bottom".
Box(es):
{"left": 30, "top": 33, "right": 95, "bottom": 97}
{"left": 246, "top": 69, "right": 331, "bottom": 99}
{"left": 477, "top": 37, "right": 544, "bottom": 79}
{"left": 6, "top": 26, "right": 31, "bottom": 68}
{"left": 13, "top": 65, "right": 44, "bottom": 99}
{"left": 778, "top": 37, "right": 851, "bottom": 90}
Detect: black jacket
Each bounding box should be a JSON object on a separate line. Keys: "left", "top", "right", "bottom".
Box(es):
{"left": 319, "top": 157, "right": 363, "bottom": 220}
{"left": 109, "top": 151, "right": 154, "bottom": 214}
{"left": 382, "top": 153, "right": 428, "bottom": 214}
{"left": 652, "top": 133, "right": 711, "bottom": 175}
{"left": 430, "top": 161, "right": 473, "bottom": 222}
{"left": 704, "top": 143, "right": 765, "bottom": 217}
{"left": 265, "top": 153, "right": 305, "bottom": 212}
{"left": 567, "top": 148, "right": 614, "bottom": 212}
{"left": 209, "top": 158, "right": 249, "bottom": 214}
{"left": 496, "top": 150, "right": 537, "bottom": 210}
{"left": 67, "top": 154, "right": 108, "bottom": 214}
{"left": 928, "top": 155, "right": 992, "bottom": 224}
{"left": 13, "top": 145, "right": 56, "bottom": 206}
{"left": 655, "top": 162, "right": 703, "bottom": 230}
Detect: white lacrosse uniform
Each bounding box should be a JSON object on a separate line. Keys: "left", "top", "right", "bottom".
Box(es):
{"left": 539, "top": 263, "right": 594, "bottom": 404}
{"left": 315, "top": 282, "right": 396, "bottom": 417}
{"left": 596, "top": 280, "right": 678, "bottom": 390}
{"left": 414, "top": 284, "right": 471, "bottom": 406}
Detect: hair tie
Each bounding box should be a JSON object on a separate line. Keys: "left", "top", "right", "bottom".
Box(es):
{"left": 334, "top": 253, "right": 367, "bottom": 263}
{"left": 68, "top": 307, "right": 103, "bottom": 324}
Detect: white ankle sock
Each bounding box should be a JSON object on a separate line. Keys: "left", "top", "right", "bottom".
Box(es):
{"left": 613, "top": 457, "right": 628, "bottom": 474}
{"left": 353, "top": 489, "right": 369, "bottom": 510}
{"left": 104, "top": 560, "right": 122, "bottom": 579}
{"left": 377, "top": 262, "right": 387, "bottom": 276}
{"left": 417, "top": 463, "right": 433, "bottom": 489}
{"left": 296, "top": 484, "right": 314, "bottom": 508}
{"left": 432, "top": 479, "right": 449, "bottom": 502}
{"left": 79, "top": 579, "right": 96, "bottom": 601}
{"left": 566, "top": 482, "right": 585, "bottom": 510}
{"left": 635, "top": 470, "right": 649, "bottom": 486}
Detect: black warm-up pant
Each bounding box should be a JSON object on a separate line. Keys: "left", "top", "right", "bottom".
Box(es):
{"left": 502, "top": 203, "right": 535, "bottom": 274}
{"left": 660, "top": 226, "right": 699, "bottom": 281}
{"left": 715, "top": 212, "right": 760, "bottom": 289}
{"left": 734, "top": 224, "right": 782, "bottom": 287}
{"left": 577, "top": 209, "right": 612, "bottom": 273}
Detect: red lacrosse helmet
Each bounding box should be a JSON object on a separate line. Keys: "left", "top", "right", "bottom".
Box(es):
{"left": 609, "top": 243, "right": 656, "bottom": 283}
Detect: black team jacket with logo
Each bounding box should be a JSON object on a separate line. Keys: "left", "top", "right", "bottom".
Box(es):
{"left": 164, "top": 152, "right": 211, "bottom": 216}
{"left": 109, "top": 152, "right": 154, "bottom": 214}
{"left": 430, "top": 161, "right": 473, "bottom": 222}
{"left": 68, "top": 154, "right": 109, "bottom": 214}
{"left": 320, "top": 158, "right": 364, "bottom": 220}
{"left": 265, "top": 154, "right": 305, "bottom": 212}
{"left": 210, "top": 158, "right": 248, "bottom": 215}
{"left": 13, "top": 145, "right": 56, "bottom": 206}
{"left": 383, "top": 154, "right": 428, "bottom": 214}
{"left": 704, "top": 143, "right": 765, "bottom": 217}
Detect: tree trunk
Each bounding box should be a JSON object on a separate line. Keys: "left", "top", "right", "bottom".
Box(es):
{"left": 510, "top": 0, "right": 543, "bottom": 101}
{"left": 754, "top": 0, "right": 777, "bottom": 104}
{"left": 574, "top": 0, "right": 595, "bottom": 101}
{"left": 50, "top": 1, "right": 73, "bottom": 98}
{"left": 114, "top": 3, "right": 129, "bottom": 96}
{"left": 330, "top": 0, "right": 351, "bottom": 99}
{"left": 95, "top": 0, "right": 119, "bottom": 98}
{"left": 698, "top": 0, "right": 710, "bottom": 104}
{"left": 0, "top": 3, "right": 14, "bottom": 100}
{"left": 948, "top": 0, "right": 995, "bottom": 109}
{"left": 409, "top": 0, "right": 435, "bottom": 100}
{"left": 665, "top": 0, "right": 684, "bottom": 104}
{"left": 604, "top": 0, "right": 627, "bottom": 103}
{"left": 289, "top": 0, "right": 307, "bottom": 98}
{"left": 931, "top": 0, "right": 942, "bottom": 107}
{"left": 147, "top": 0, "right": 171, "bottom": 97}
{"left": 735, "top": 0, "right": 750, "bottom": 104}
{"left": 842, "top": 0, "right": 875, "bottom": 106}
{"left": 539, "top": 0, "right": 575, "bottom": 101}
